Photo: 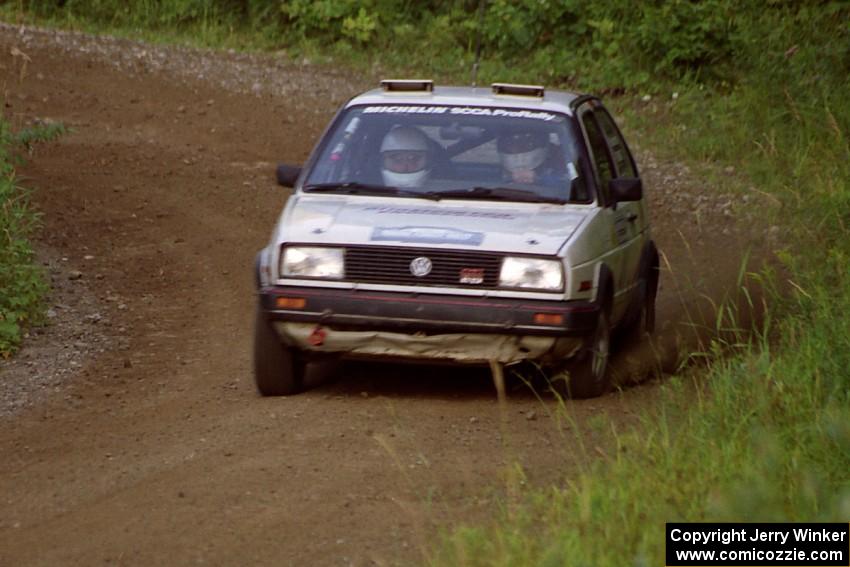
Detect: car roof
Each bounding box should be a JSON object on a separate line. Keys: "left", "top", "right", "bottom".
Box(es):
{"left": 347, "top": 84, "right": 583, "bottom": 116}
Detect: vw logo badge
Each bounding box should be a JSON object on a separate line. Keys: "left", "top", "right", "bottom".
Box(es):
{"left": 409, "top": 256, "right": 433, "bottom": 277}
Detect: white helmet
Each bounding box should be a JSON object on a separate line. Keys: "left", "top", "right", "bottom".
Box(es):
{"left": 498, "top": 131, "right": 548, "bottom": 172}
{"left": 380, "top": 127, "right": 430, "bottom": 187}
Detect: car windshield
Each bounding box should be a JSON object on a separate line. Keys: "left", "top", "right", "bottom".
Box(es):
{"left": 303, "top": 104, "right": 589, "bottom": 203}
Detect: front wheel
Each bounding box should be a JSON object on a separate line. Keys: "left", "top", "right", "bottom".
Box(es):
{"left": 253, "top": 308, "right": 306, "bottom": 396}
{"left": 623, "top": 280, "right": 656, "bottom": 339}
{"left": 624, "top": 250, "right": 659, "bottom": 338}
{"left": 551, "top": 309, "right": 612, "bottom": 399}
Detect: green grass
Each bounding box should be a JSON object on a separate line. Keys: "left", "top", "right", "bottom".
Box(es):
{"left": 0, "top": 118, "right": 66, "bottom": 356}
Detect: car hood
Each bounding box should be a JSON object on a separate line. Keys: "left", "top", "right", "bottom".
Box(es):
{"left": 278, "top": 194, "right": 589, "bottom": 255}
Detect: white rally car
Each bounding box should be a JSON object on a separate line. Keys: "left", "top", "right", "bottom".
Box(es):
{"left": 255, "top": 80, "right": 659, "bottom": 398}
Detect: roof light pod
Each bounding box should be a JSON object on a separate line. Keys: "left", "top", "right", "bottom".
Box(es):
{"left": 491, "top": 83, "right": 545, "bottom": 98}
{"left": 380, "top": 79, "right": 434, "bottom": 93}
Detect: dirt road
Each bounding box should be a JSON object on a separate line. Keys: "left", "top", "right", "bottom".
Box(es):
{"left": 0, "top": 24, "right": 762, "bottom": 566}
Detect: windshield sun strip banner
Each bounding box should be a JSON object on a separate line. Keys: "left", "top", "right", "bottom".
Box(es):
{"left": 361, "top": 105, "right": 560, "bottom": 122}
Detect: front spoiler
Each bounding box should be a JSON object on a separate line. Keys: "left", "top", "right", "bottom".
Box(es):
{"left": 258, "top": 286, "right": 599, "bottom": 337}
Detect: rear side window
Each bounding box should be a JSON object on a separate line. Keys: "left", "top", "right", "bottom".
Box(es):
{"left": 595, "top": 109, "right": 637, "bottom": 178}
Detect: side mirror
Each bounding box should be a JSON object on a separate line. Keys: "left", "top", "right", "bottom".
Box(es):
{"left": 276, "top": 164, "right": 302, "bottom": 188}
{"left": 609, "top": 177, "right": 642, "bottom": 203}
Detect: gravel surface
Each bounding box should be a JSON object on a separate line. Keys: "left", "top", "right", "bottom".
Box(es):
{"left": 0, "top": 250, "right": 115, "bottom": 417}
{"left": 0, "top": 21, "right": 365, "bottom": 417}
{"left": 1, "top": 21, "right": 363, "bottom": 108}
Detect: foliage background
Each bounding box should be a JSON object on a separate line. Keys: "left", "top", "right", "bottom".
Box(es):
{"left": 11, "top": 0, "right": 850, "bottom": 90}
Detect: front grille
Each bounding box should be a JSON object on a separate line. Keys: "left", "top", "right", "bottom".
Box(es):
{"left": 345, "top": 245, "right": 504, "bottom": 288}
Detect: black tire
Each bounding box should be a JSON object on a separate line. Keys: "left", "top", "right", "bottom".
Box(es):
{"left": 551, "top": 309, "right": 613, "bottom": 399}
{"left": 620, "top": 251, "right": 659, "bottom": 339}
{"left": 644, "top": 277, "right": 657, "bottom": 335}
{"left": 253, "top": 308, "right": 305, "bottom": 396}
{"left": 620, "top": 279, "right": 656, "bottom": 340}
{"left": 645, "top": 258, "right": 659, "bottom": 334}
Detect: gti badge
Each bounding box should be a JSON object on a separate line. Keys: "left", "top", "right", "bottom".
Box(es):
{"left": 459, "top": 268, "right": 484, "bottom": 284}
{"left": 409, "top": 256, "right": 433, "bottom": 277}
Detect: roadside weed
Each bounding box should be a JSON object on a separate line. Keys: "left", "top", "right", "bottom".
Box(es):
{"left": 0, "top": 114, "right": 65, "bottom": 356}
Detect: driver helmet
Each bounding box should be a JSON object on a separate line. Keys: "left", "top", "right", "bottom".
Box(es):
{"left": 498, "top": 130, "right": 549, "bottom": 172}
{"left": 380, "top": 126, "right": 430, "bottom": 187}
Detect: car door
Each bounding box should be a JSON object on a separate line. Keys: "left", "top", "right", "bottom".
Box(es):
{"left": 594, "top": 106, "right": 645, "bottom": 306}
{"left": 577, "top": 104, "right": 629, "bottom": 319}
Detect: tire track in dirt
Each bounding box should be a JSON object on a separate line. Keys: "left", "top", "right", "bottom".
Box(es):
{"left": 0, "top": 24, "right": 768, "bottom": 566}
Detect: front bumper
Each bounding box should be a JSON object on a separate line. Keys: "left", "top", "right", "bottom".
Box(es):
{"left": 258, "top": 286, "right": 599, "bottom": 336}
{"left": 258, "top": 286, "right": 598, "bottom": 364}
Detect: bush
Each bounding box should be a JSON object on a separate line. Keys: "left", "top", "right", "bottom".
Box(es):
{"left": 0, "top": 119, "right": 65, "bottom": 357}
{"left": 12, "top": 1, "right": 848, "bottom": 92}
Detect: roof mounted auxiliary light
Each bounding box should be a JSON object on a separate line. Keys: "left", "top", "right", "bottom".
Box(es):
{"left": 491, "top": 83, "right": 545, "bottom": 98}
{"left": 380, "top": 79, "right": 434, "bottom": 93}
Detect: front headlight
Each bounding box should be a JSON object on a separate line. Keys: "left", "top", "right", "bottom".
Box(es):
{"left": 499, "top": 257, "right": 564, "bottom": 291}
{"left": 280, "top": 246, "right": 344, "bottom": 279}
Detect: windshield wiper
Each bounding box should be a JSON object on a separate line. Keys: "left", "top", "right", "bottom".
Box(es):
{"left": 302, "top": 182, "right": 439, "bottom": 200}
{"left": 431, "top": 186, "right": 567, "bottom": 204}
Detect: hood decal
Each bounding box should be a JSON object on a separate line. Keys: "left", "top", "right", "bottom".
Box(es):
{"left": 362, "top": 205, "right": 516, "bottom": 220}
{"left": 372, "top": 226, "right": 484, "bottom": 246}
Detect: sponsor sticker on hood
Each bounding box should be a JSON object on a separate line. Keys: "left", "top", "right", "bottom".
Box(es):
{"left": 371, "top": 226, "right": 484, "bottom": 245}
{"left": 362, "top": 205, "right": 516, "bottom": 220}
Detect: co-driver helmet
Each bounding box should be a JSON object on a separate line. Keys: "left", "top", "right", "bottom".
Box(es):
{"left": 497, "top": 130, "right": 549, "bottom": 173}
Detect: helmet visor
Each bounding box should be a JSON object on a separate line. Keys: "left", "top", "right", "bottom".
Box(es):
{"left": 383, "top": 150, "right": 428, "bottom": 173}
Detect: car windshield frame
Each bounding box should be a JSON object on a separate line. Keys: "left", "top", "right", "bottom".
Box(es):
{"left": 299, "top": 103, "right": 594, "bottom": 205}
